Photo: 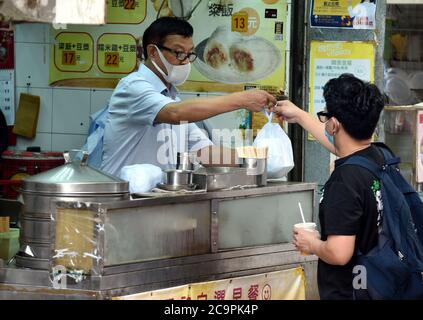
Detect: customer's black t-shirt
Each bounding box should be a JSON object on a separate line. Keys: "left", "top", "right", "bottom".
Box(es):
{"left": 318, "top": 144, "right": 384, "bottom": 300}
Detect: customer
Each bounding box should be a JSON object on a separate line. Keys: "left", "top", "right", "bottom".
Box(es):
{"left": 272, "top": 74, "right": 385, "bottom": 299}
{"left": 100, "top": 17, "right": 275, "bottom": 176}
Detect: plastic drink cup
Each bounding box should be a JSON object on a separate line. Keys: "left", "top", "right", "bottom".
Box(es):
{"left": 293, "top": 222, "right": 317, "bottom": 256}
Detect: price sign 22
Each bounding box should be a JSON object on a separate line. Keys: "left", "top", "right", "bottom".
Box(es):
{"left": 124, "top": 0, "right": 136, "bottom": 10}
{"left": 105, "top": 52, "right": 119, "bottom": 67}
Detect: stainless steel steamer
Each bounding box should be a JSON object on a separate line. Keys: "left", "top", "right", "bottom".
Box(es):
{"left": 16, "top": 152, "right": 129, "bottom": 269}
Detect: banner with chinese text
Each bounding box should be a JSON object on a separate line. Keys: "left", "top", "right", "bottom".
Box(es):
{"left": 310, "top": 0, "right": 377, "bottom": 29}
{"left": 308, "top": 40, "right": 375, "bottom": 140}
{"left": 113, "top": 267, "right": 306, "bottom": 300}
{"left": 49, "top": 0, "right": 288, "bottom": 94}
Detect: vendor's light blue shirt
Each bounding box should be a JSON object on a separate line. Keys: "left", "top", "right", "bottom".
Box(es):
{"left": 100, "top": 64, "right": 213, "bottom": 176}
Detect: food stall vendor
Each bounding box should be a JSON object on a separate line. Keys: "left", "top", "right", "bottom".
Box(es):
{"left": 100, "top": 17, "right": 276, "bottom": 176}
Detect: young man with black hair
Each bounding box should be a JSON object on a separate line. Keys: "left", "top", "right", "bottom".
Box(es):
{"left": 272, "top": 73, "right": 385, "bottom": 299}
{"left": 101, "top": 17, "right": 275, "bottom": 176}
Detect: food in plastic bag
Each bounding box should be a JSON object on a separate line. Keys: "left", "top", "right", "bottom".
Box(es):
{"left": 119, "top": 164, "right": 163, "bottom": 193}
{"left": 253, "top": 111, "right": 294, "bottom": 179}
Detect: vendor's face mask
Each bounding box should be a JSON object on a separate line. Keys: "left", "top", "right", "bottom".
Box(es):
{"left": 151, "top": 45, "right": 191, "bottom": 86}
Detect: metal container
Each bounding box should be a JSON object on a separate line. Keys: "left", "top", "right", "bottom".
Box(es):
{"left": 193, "top": 167, "right": 254, "bottom": 191}
{"left": 176, "top": 152, "right": 197, "bottom": 171}
{"left": 16, "top": 151, "right": 129, "bottom": 270}
{"left": 242, "top": 158, "right": 267, "bottom": 186}
{"left": 164, "top": 169, "right": 193, "bottom": 186}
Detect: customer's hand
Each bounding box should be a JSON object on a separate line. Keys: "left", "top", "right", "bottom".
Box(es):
{"left": 293, "top": 228, "right": 320, "bottom": 255}
{"left": 236, "top": 89, "right": 276, "bottom": 113}
{"left": 271, "top": 100, "right": 307, "bottom": 124}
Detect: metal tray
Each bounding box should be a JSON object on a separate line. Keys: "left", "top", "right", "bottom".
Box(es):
{"left": 156, "top": 183, "right": 197, "bottom": 191}
{"left": 193, "top": 167, "right": 258, "bottom": 191}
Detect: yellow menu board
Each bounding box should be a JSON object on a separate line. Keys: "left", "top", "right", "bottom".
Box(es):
{"left": 106, "top": 0, "right": 147, "bottom": 24}
{"left": 308, "top": 41, "right": 375, "bottom": 140}
{"left": 53, "top": 32, "right": 94, "bottom": 73}
{"left": 50, "top": 0, "right": 287, "bottom": 93}
{"left": 97, "top": 33, "right": 137, "bottom": 74}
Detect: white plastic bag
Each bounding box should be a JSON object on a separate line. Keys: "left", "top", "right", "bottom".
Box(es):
{"left": 119, "top": 164, "right": 163, "bottom": 193}
{"left": 253, "top": 111, "right": 294, "bottom": 179}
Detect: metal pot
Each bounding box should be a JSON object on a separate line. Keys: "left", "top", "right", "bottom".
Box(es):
{"left": 165, "top": 169, "right": 193, "bottom": 186}
{"left": 242, "top": 158, "right": 267, "bottom": 186}
{"left": 16, "top": 151, "right": 129, "bottom": 270}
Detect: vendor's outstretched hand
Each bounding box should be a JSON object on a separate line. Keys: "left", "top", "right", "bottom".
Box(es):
{"left": 236, "top": 89, "right": 276, "bottom": 113}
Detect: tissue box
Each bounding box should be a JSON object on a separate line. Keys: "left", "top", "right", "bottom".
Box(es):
{"left": 0, "top": 228, "right": 20, "bottom": 261}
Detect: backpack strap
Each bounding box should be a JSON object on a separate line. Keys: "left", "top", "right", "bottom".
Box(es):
{"left": 340, "top": 155, "right": 383, "bottom": 179}
{"left": 339, "top": 144, "right": 401, "bottom": 177}
{"left": 372, "top": 142, "right": 401, "bottom": 166}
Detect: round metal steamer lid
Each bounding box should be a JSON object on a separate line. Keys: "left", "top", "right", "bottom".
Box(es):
{"left": 21, "top": 151, "right": 129, "bottom": 195}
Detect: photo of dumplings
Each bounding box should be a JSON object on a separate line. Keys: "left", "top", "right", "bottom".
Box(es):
{"left": 203, "top": 27, "right": 240, "bottom": 69}
{"left": 194, "top": 27, "right": 281, "bottom": 84}
{"left": 230, "top": 42, "right": 255, "bottom": 73}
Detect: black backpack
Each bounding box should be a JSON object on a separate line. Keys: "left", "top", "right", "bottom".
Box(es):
{"left": 340, "top": 143, "right": 423, "bottom": 299}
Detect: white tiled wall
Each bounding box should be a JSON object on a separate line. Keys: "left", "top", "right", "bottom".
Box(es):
{"left": 12, "top": 23, "right": 114, "bottom": 152}
{"left": 12, "top": 23, "right": 238, "bottom": 153}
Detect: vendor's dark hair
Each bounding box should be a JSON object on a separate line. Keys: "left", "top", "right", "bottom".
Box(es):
{"left": 324, "top": 73, "right": 385, "bottom": 140}
{"left": 142, "top": 17, "right": 193, "bottom": 59}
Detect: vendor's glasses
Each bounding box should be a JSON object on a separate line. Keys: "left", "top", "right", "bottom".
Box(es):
{"left": 317, "top": 111, "right": 333, "bottom": 123}
{"left": 157, "top": 44, "right": 197, "bottom": 62}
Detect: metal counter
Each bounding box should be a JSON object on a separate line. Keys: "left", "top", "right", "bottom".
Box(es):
{"left": 0, "top": 181, "right": 319, "bottom": 299}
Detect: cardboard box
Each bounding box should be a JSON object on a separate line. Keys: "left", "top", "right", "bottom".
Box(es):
{"left": 0, "top": 228, "right": 19, "bottom": 261}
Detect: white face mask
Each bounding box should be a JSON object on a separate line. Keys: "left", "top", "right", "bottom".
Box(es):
{"left": 151, "top": 45, "right": 191, "bottom": 86}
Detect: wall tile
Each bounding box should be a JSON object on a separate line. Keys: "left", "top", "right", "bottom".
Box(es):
{"left": 14, "top": 133, "right": 52, "bottom": 152}
{"left": 15, "top": 43, "right": 50, "bottom": 87}
{"left": 14, "top": 23, "right": 49, "bottom": 43}
{"left": 52, "top": 89, "right": 90, "bottom": 134}
{"left": 90, "top": 89, "right": 113, "bottom": 114}
{"left": 52, "top": 134, "right": 86, "bottom": 152}
{"left": 178, "top": 92, "right": 207, "bottom": 100}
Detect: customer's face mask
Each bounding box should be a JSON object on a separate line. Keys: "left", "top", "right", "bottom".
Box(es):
{"left": 325, "top": 129, "right": 335, "bottom": 145}
{"left": 151, "top": 45, "right": 191, "bottom": 86}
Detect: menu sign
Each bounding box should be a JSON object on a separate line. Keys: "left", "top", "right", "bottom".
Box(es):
{"left": 308, "top": 41, "right": 375, "bottom": 140}
{"left": 97, "top": 33, "right": 137, "bottom": 74}
{"left": 53, "top": 32, "right": 94, "bottom": 72}
{"left": 50, "top": 0, "right": 288, "bottom": 93}
{"left": 0, "top": 70, "right": 14, "bottom": 125}
{"left": 106, "top": 0, "right": 147, "bottom": 24}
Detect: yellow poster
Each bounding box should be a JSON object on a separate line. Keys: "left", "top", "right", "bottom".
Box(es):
{"left": 53, "top": 32, "right": 94, "bottom": 73}
{"left": 308, "top": 41, "right": 375, "bottom": 140}
{"left": 97, "top": 33, "right": 137, "bottom": 74}
{"left": 49, "top": 0, "right": 287, "bottom": 93}
{"left": 106, "top": 0, "right": 147, "bottom": 24}
{"left": 113, "top": 267, "right": 306, "bottom": 300}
